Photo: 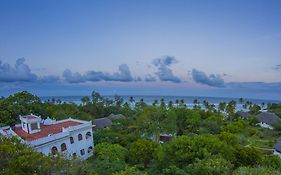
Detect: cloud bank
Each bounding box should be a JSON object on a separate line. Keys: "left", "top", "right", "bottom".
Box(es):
{"left": 0, "top": 58, "right": 37, "bottom": 82}
{"left": 144, "top": 74, "right": 157, "bottom": 82}
{"left": 191, "top": 69, "right": 225, "bottom": 87}
{"left": 273, "top": 64, "right": 281, "bottom": 71}
{"left": 0, "top": 58, "right": 59, "bottom": 83}
{"left": 62, "top": 69, "right": 85, "bottom": 83}
{"left": 2, "top": 57, "right": 281, "bottom": 99}
{"left": 63, "top": 64, "right": 134, "bottom": 83}
{"left": 152, "top": 56, "right": 181, "bottom": 83}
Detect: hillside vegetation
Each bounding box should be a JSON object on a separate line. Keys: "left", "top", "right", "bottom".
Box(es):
{"left": 0, "top": 91, "right": 281, "bottom": 175}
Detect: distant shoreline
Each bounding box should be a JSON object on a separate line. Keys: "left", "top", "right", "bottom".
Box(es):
{"left": 40, "top": 95, "right": 281, "bottom": 105}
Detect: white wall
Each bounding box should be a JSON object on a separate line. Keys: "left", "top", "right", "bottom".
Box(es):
{"left": 258, "top": 122, "right": 273, "bottom": 130}
{"left": 273, "top": 150, "right": 281, "bottom": 157}
{"left": 34, "top": 127, "right": 94, "bottom": 160}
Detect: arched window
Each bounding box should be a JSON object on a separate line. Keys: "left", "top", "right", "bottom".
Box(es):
{"left": 88, "top": 146, "right": 93, "bottom": 153}
{"left": 61, "top": 143, "right": 67, "bottom": 151}
{"left": 78, "top": 133, "right": 83, "bottom": 141}
{"left": 51, "top": 146, "right": 58, "bottom": 155}
{"left": 86, "top": 132, "right": 91, "bottom": 139}
{"left": 70, "top": 137, "right": 74, "bottom": 144}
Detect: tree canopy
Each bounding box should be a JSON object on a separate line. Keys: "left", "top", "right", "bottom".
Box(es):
{"left": 1, "top": 91, "right": 281, "bottom": 175}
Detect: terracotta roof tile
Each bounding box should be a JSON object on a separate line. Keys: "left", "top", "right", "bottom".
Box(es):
{"left": 24, "top": 115, "right": 38, "bottom": 119}
{"left": 13, "top": 121, "right": 82, "bottom": 141}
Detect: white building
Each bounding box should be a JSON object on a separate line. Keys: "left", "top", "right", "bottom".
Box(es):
{"left": 256, "top": 112, "right": 281, "bottom": 130}
{"left": 273, "top": 141, "right": 281, "bottom": 158}
{"left": 0, "top": 114, "right": 94, "bottom": 160}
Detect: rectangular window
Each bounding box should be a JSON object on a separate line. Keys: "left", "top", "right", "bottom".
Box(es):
{"left": 80, "top": 149, "right": 85, "bottom": 156}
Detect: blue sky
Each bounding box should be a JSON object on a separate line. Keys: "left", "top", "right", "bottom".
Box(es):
{"left": 0, "top": 0, "right": 281, "bottom": 100}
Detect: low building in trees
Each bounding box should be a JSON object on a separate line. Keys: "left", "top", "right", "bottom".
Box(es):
{"left": 256, "top": 112, "right": 281, "bottom": 130}
{"left": 274, "top": 141, "right": 281, "bottom": 157}
{"left": 94, "top": 114, "right": 126, "bottom": 129}
{"left": 0, "top": 114, "right": 94, "bottom": 160}
{"left": 159, "top": 134, "right": 174, "bottom": 144}
{"left": 236, "top": 111, "right": 251, "bottom": 119}
{"left": 94, "top": 117, "right": 112, "bottom": 129}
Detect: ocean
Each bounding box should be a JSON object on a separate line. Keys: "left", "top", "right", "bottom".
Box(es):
{"left": 40, "top": 95, "right": 281, "bottom": 111}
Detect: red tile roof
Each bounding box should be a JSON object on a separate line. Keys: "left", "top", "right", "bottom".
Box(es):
{"left": 13, "top": 121, "right": 82, "bottom": 141}
{"left": 24, "top": 115, "right": 38, "bottom": 119}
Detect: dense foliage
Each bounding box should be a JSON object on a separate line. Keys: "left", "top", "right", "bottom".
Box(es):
{"left": 0, "top": 91, "right": 281, "bottom": 175}
{"left": 0, "top": 137, "right": 86, "bottom": 175}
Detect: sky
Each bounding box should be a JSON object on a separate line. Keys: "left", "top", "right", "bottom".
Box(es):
{"left": 0, "top": 0, "right": 281, "bottom": 100}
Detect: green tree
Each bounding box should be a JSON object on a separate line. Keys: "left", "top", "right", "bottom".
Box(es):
{"left": 113, "top": 167, "right": 147, "bottom": 175}
{"left": 179, "top": 99, "right": 185, "bottom": 108}
{"left": 249, "top": 104, "right": 261, "bottom": 115}
{"left": 129, "top": 139, "right": 158, "bottom": 168}
{"left": 261, "top": 155, "right": 281, "bottom": 170}
{"left": 219, "top": 131, "right": 239, "bottom": 145}
{"left": 136, "top": 106, "right": 176, "bottom": 143}
{"left": 90, "top": 143, "right": 128, "bottom": 175}
{"left": 272, "top": 121, "right": 281, "bottom": 131}
{"left": 185, "top": 157, "right": 233, "bottom": 175}
{"left": 168, "top": 101, "right": 173, "bottom": 109}
{"left": 226, "top": 100, "right": 237, "bottom": 121}
{"left": 114, "top": 95, "right": 124, "bottom": 109}
{"left": 0, "top": 137, "right": 86, "bottom": 175}
{"left": 156, "top": 135, "right": 233, "bottom": 169}
{"left": 200, "top": 115, "right": 224, "bottom": 134}
{"left": 160, "top": 98, "right": 166, "bottom": 109}
{"left": 94, "top": 143, "right": 128, "bottom": 162}
{"left": 193, "top": 99, "right": 200, "bottom": 109}
{"left": 248, "top": 116, "right": 260, "bottom": 126}
{"left": 161, "top": 165, "right": 186, "bottom": 175}
{"left": 234, "top": 146, "right": 262, "bottom": 167}
{"left": 81, "top": 96, "right": 90, "bottom": 105}
{"left": 218, "top": 102, "right": 226, "bottom": 113}
{"left": 239, "top": 98, "right": 244, "bottom": 104}
{"left": 203, "top": 100, "right": 210, "bottom": 111}
{"left": 233, "top": 167, "right": 280, "bottom": 175}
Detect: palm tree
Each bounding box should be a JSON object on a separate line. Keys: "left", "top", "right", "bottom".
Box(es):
{"left": 114, "top": 95, "right": 124, "bottom": 109}
{"left": 226, "top": 100, "right": 236, "bottom": 121}
{"left": 242, "top": 103, "right": 248, "bottom": 110}
{"left": 81, "top": 96, "right": 90, "bottom": 105}
{"left": 261, "top": 102, "right": 265, "bottom": 110}
{"left": 239, "top": 98, "right": 244, "bottom": 104}
{"left": 104, "top": 98, "right": 113, "bottom": 107}
{"left": 193, "top": 99, "right": 198, "bottom": 105}
{"left": 129, "top": 96, "right": 135, "bottom": 108}
{"left": 193, "top": 99, "right": 200, "bottom": 109}
{"left": 56, "top": 99, "right": 62, "bottom": 104}
{"left": 91, "top": 91, "right": 103, "bottom": 103}
{"left": 153, "top": 99, "right": 158, "bottom": 106}
{"left": 218, "top": 102, "right": 226, "bottom": 113}
{"left": 210, "top": 104, "right": 216, "bottom": 112}
{"left": 175, "top": 99, "right": 179, "bottom": 107}
{"left": 203, "top": 100, "right": 209, "bottom": 110}
{"left": 160, "top": 98, "right": 166, "bottom": 109}
{"left": 168, "top": 100, "right": 173, "bottom": 109}
{"left": 180, "top": 99, "right": 185, "bottom": 108}
{"left": 135, "top": 98, "right": 146, "bottom": 110}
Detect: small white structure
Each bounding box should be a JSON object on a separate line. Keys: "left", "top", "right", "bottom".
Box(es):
{"left": 0, "top": 114, "right": 94, "bottom": 160}
{"left": 273, "top": 141, "right": 281, "bottom": 157}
